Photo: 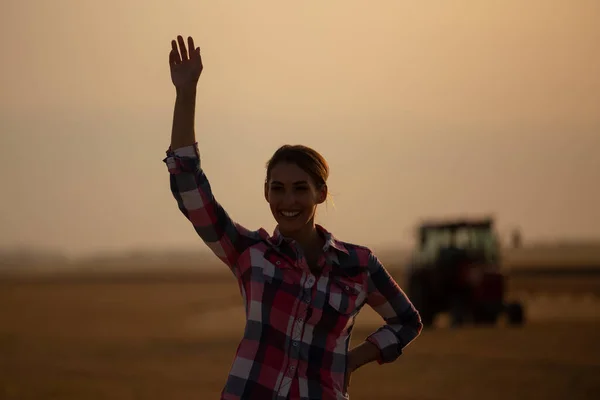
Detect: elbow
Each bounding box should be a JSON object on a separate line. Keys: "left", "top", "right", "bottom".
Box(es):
{"left": 413, "top": 310, "right": 424, "bottom": 337}
{"left": 398, "top": 305, "right": 423, "bottom": 345}
{"left": 408, "top": 303, "right": 424, "bottom": 337}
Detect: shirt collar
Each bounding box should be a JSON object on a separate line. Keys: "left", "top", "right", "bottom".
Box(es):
{"left": 269, "top": 224, "right": 349, "bottom": 255}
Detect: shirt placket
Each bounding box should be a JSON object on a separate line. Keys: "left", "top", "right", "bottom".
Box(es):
{"left": 276, "top": 252, "right": 318, "bottom": 400}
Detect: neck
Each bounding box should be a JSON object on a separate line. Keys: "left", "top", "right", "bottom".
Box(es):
{"left": 280, "top": 222, "right": 323, "bottom": 254}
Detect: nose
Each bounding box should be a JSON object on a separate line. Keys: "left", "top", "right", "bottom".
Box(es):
{"left": 282, "top": 189, "right": 297, "bottom": 207}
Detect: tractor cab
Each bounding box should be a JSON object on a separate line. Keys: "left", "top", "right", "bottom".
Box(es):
{"left": 410, "top": 218, "right": 500, "bottom": 270}
{"left": 407, "top": 217, "right": 523, "bottom": 327}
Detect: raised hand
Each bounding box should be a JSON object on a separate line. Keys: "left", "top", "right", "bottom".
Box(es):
{"left": 169, "top": 35, "right": 203, "bottom": 90}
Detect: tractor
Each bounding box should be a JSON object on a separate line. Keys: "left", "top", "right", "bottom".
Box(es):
{"left": 406, "top": 217, "right": 524, "bottom": 328}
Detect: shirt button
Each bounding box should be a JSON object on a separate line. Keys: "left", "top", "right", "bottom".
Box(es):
{"left": 290, "top": 366, "right": 295, "bottom": 371}
{"left": 276, "top": 261, "right": 281, "bottom": 265}
{"left": 298, "top": 318, "right": 303, "bottom": 323}
{"left": 293, "top": 341, "right": 299, "bottom": 347}
{"left": 345, "top": 285, "right": 350, "bottom": 290}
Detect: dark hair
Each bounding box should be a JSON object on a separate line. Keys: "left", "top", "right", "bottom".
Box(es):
{"left": 265, "top": 145, "right": 329, "bottom": 187}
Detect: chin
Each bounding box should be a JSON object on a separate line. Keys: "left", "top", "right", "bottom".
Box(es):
{"left": 275, "top": 217, "right": 311, "bottom": 236}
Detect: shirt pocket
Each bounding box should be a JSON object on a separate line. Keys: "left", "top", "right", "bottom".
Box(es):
{"left": 327, "top": 276, "right": 366, "bottom": 316}
{"left": 260, "top": 249, "right": 297, "bottom": 285}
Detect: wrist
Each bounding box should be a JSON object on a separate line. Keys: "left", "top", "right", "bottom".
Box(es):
{"left": 347, "top": 350, "right": 362, "bottom": 372}
{"left": 348, "top": 341, "right": 380, "bottom": 371}
{"left": 175, "top": 86, "right": 197, "bottom": 98}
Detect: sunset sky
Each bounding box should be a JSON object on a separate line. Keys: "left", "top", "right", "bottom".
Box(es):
{"left": 1, "top": 0, "right": 598, "bottom": 257}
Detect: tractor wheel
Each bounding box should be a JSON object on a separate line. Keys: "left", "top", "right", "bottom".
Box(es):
{"left": 506, "top": 302, "right": 525, "bottom": 326}
{"left": 449, "top": 300, "right": 469, "bottom": 328}
{"left": 420, "top": 310, "right": 435, "bottom": 329}
{"left": 473, "top": 302, "right": 503, "bottom": 325}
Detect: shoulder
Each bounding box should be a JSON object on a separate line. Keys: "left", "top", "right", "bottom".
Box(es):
{"left": 318, "top": 225, "right": 382, "bottom": 267}
{"left": 332, "top": 239, "right": 380, "bottom": 267}
{"left": 226, "top": 227, "right": 274, "bottom": 263}
{"left": 336, "top": 239, "right": 372, "bottom": 255}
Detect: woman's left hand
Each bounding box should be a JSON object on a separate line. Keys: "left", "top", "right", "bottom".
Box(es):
{"left": 344, "top": 354, "right": 357, "bottom": 393}
{"left": 344, "top": 363, "right": 353, "bottom": 393}
{"left": 344, "top": 341, "right": 380, "bottom": 393}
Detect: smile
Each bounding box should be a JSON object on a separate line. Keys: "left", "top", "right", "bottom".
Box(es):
{"left": 280, "top": 210, "right": 301, "bottom": 218}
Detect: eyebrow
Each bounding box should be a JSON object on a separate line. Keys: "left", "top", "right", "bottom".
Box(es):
{"left": 271, "top": 180, "right": 309, "bottom": 185}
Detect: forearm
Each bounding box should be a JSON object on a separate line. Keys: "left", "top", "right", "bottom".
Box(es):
{"left": 348, "top": 340, "right": 380, "bottom": 371}
{"left": 170, "top": 87, "right": 197, "bottom": 150}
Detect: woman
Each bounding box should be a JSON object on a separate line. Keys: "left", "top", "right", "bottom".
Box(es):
{"left": 164, "top": 35, "right": 422, "bottom": 400}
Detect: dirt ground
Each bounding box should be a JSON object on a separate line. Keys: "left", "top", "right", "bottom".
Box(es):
{"left": 0, "top": 272, "right": 599, "bottom": 400}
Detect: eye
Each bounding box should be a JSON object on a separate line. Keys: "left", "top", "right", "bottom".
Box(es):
{"left": 295, "top": 186, "right": 309, "bottom": 192}
{"left": 270, "top": 186, "right": 284, "bottom": 192}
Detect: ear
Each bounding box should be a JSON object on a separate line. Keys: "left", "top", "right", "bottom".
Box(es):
{"left": 317, "top": 184, "right": 328, "bottom": 204}
{"left": 264, "top": 181, "right": 269, "bottom": 202}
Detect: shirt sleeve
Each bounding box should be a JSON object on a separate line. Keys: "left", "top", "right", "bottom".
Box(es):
{"left": 163, "top": 143, "right": 261, "bottom": 277}
{"left": 364, "top": 252, "right": 423, "bottom": 364}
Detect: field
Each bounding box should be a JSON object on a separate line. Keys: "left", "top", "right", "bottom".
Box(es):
{"left": 0, "top": 268, "right": 599, "bottom": 400}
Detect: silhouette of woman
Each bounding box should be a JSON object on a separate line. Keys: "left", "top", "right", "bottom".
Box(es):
{"left": 164, "top": 35, "right": 422, "bottom": 400}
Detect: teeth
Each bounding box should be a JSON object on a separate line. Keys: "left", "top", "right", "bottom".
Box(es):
{"left": 281, "top": 211, "right": 301, "bottom": 217}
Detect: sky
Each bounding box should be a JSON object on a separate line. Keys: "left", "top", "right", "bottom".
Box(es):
{"left": 1, "top": 0, "right": 599, "bottom": 257}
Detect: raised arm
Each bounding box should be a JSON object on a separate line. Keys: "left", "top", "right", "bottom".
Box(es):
{"left": 164, "top": 35, "right": 261, "bottom": 275}
{"left": 169, "top": 35, "right": 202, "bottom": 150}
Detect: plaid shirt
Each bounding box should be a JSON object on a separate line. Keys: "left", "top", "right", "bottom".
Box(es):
{"left": 164, "top": 144, "right": 422, "bottom": 400}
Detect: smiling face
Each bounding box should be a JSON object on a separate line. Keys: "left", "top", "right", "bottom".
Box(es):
{"left": 265, "top": 162, "right": 327, "bottom": 236}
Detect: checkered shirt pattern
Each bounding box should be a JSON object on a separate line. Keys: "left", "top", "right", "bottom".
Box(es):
{"left": 164, "top": 143, "right": 422, "bottom": 400}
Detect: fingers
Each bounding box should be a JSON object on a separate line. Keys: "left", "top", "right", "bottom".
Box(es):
{"left": 170, "top": 40, "right": 181, "bottom": 65}
{"left": 188, "top": 36, "right": 195, "bottom": 54}
{"left": 170, "top": 35, "right": 200, "bottom": 65}
{"left": 188, "top": 36, "right": 201, "bottom": 61}
{"left": 177, "top": 35, "right": 188, "bottom": 61}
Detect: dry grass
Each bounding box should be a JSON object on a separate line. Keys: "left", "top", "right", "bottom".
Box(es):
{"left": 0, "top": 273, "right": 599, "bottom": 400}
